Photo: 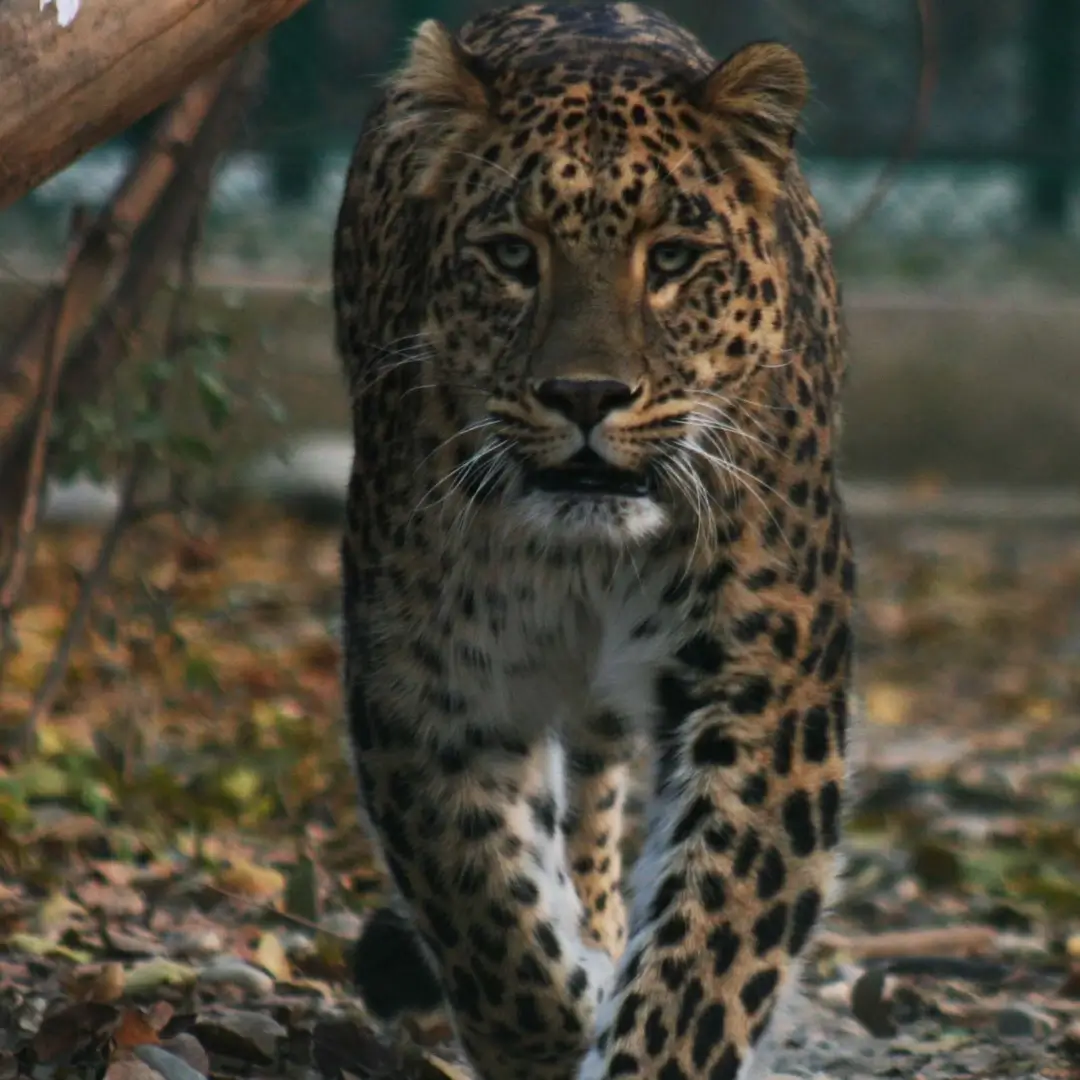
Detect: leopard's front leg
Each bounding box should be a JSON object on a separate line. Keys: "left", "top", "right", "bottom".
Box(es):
{"left": 579, "top": 533, "right": 855, "bottom": 1080}
{"left": 352, "top": 732, "right": 615, "bottom": 1080}
{"left": 563, "top": 714, "right": 638, "bottom": 961}
{"left": 344, "top": 605, "right": 614, "bottom": 1080}
{"left": 352, "top": 731, "right": 635, "bottom": 1036}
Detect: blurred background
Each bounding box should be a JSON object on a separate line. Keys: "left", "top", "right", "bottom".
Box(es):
{"left": 3, "top": 0, "right": 1080, "bottom": 488}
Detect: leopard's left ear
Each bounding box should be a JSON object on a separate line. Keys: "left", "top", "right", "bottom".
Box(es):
{"left": 393, "top": 20, "right": 501, "bottom": 198}
{"left": 691, "top": 42, "right": 809, "bottom": 171}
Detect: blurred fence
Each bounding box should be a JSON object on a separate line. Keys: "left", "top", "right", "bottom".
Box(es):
{"left": 4, "top": 0, "right": 1080, "bottom": 289}
{"left": 2, "top": 0, "right": 1079, "bottom": 486}
{"left": 247, "top": 0, "right": 1079, "bottom": 236}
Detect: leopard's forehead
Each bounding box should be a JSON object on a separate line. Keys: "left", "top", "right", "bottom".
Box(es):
{"left": 456, "top": 63, "right": 736, "bottom": 249}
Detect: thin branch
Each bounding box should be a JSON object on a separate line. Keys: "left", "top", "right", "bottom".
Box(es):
{"left": 21, "top": 461, "right": 155, "bottom": 745}
{"left": 835, "top": 0, "right": 939, "bottom": 243}
{"left": 0, "top": 64, "right": 229, "bottom": 461}
{"left": 52, "top": 49, "right": 266, "bottom": 414}
{"left": 817, "top": 925, "right": 999, "bottom": 960}
{"left": 10, "top": 52, "right": 262, "bottom": 747}
{"left": 22, "top": 208, "right": 209, "bottom": 740}
{"left": 0, "top": 256, "right": 80, "bottom": 689}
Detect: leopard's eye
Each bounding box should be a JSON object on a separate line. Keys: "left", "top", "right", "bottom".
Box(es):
{"left": 647, "top": 241, "right": 702, "bottom": 280}
{"left": 483, "top": 235, "right": 539, "bottom": 282}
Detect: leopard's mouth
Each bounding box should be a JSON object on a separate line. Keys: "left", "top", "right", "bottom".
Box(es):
{"left": 523, "top": 448, "right": 650, "bottom": 498}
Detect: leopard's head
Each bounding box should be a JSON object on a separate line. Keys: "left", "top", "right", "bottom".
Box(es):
{"left": 394, "top": 15, "right": 809, "bottom": 544}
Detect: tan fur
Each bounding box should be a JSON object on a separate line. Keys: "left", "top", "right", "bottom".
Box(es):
{"left": 695, "top": 43, "right": 809, "bottom": 195}
{"left": 392, "top": 19, "right": 496, "bottom": 197}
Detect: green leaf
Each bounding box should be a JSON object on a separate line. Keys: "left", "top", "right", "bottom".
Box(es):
{"left": 185, "top": 655, "right": 221, "bottom": 694}
{"left": 168, "top": 434, "right": 216, "bottom": 466}
{"left": 196, "top": 370, "right": 233, "bottom": 431}
{"left": 256, "top": 389, "right": 289, "bottom": 426}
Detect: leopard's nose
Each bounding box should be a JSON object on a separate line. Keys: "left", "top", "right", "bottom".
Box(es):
{"left": 534, "top": 378, "right": 639, "bottom": 431}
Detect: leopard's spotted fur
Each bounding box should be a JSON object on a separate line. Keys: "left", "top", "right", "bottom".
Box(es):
{"left": 334, "top": 5, "right": 856, "bottom": 1080}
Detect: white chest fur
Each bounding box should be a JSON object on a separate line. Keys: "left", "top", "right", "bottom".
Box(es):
{"left": 435, "top": 550, "right": 684, "bottom": 739}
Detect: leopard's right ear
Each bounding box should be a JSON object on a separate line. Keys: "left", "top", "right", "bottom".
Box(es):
{"left": 391, "top": 20, "right": 500, "bottom": 198}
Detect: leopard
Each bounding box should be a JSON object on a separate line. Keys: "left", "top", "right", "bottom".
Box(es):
{"left": 333, "top": 4, "right": 856, "bottom": 1080}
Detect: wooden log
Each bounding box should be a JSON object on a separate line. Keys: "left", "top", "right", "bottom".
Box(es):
{"left": 0, "top": 0, "right": 312, "bottom": 210}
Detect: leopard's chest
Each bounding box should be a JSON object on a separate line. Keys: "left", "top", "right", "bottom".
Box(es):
{"left": 437, "top": 552, "right": 689, "bottom": 734}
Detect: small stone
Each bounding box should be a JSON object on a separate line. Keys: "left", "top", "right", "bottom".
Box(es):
{"left": 133, "top": 1046, "right": 208, "bottom": 1080}
{"left": 165, "top": 929, "right": 224, "bottom": 959}
{"left": 311, "top": 1019, "right": 397, "bottom": 1078}
{"left": 194, "top": 1008, "right": 287, "bottom": 1064}
{"left": 319, "top": 911, "right": 364, "bottom": 940}
{"left": 1061, "top": 1019, "right": 1080, "bottom": 1061}
{"left": 196, "top": 959, "right": 274, "bottom": 997}
{"left": 996, "top": 1004, "right": 1052, "bottom": 1038}
{"left": 159, "top": 1034, "right": 210, "bottom": 1076}
{"left": 850, "top": 969, "right": 898, "bottom": 1038}
{"left": 281, "top": 930, "right": 315, "bottom": 959}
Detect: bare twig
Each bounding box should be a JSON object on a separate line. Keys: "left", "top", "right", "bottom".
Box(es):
{"left": 835, "top": 0, "right": 939, "bottom": 243}
{"left": 51, "top": 49, "right": 266, "bottom": 415}
{"left": 23, "top": 203, "right": 203, "bottom": 738}
{"left": 817, "top": 925, "right": 1000, "bottom": 960}
{"left": 21, "top": 466, "right": 155, "bottom": 743}
{"left": 0, "top": 258, "right": 79, "bottom": 689}
{"left": 0, "top": 65, "right": 228, "bottom": 461}
{"left": 11, "top": 52, "right": 263, "bottom": 745}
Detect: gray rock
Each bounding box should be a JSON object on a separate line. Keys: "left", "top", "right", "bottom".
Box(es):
{"left": 42, "top": 479, "right": 119, "bottom": 525}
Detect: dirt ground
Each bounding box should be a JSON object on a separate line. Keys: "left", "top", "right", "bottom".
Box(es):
{"left": 0, "top": 509, "right": 1078, "bottom": 1080}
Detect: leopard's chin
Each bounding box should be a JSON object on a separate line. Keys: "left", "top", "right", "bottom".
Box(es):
{"left": 510, "top": 489, "right": 669, "bottom": 546}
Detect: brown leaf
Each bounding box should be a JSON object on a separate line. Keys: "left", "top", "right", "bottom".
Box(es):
{"left": 418, "top": 1051, "right": 473, "bottom": 1080}
{"left": 65, "top": 961, "right": 126, "bottom": 1003}
{"left": 32, "top": 1001, "right": 119, "bottom": 1063}
{"left": 78, "top": 879, "right": 147, "bottom": 919}
{"left": 818, "top": 926, "right": 999, "bottom": 960}
{"left": 114, "top": 1009, "right": 161, "bottom": 1049}
{"left": 29, "top": 812, "right": 106, "bottom": 846}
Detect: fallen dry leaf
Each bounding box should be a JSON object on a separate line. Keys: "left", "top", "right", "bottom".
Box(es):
{"left": 214, "top": 860, "right": 286, "bottom": 903}
{"left": 253, "top": 931, "right": 291, "bottom": 982}
{"left": 123, "top": 958, "right": 198, "bottom": 994}
{"left": 65, "top": 961, "right": 126, "bottom": 1003}
{"left": 0, "top": 509, "right": 1074, "bottom": 1080}
{"left": 114, "top": 1009, "right": 161, "bottom": 1049}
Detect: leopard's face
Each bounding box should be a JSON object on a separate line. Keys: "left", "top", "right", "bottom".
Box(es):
{"left": 400, "top": 38, "right": 805, "bottom": 544}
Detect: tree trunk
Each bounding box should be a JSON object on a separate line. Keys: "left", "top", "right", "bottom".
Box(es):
{"left": 0, "top": 0, "right": 311, "bottom": 210}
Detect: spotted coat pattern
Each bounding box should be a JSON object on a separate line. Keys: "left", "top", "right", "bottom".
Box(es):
{"left": 335, "top": 5, "right": 856, "bottom": 1080}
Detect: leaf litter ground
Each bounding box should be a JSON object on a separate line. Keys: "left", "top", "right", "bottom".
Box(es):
{"left": 0, "top": 509, "right": 1078, "bottom": 1080}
